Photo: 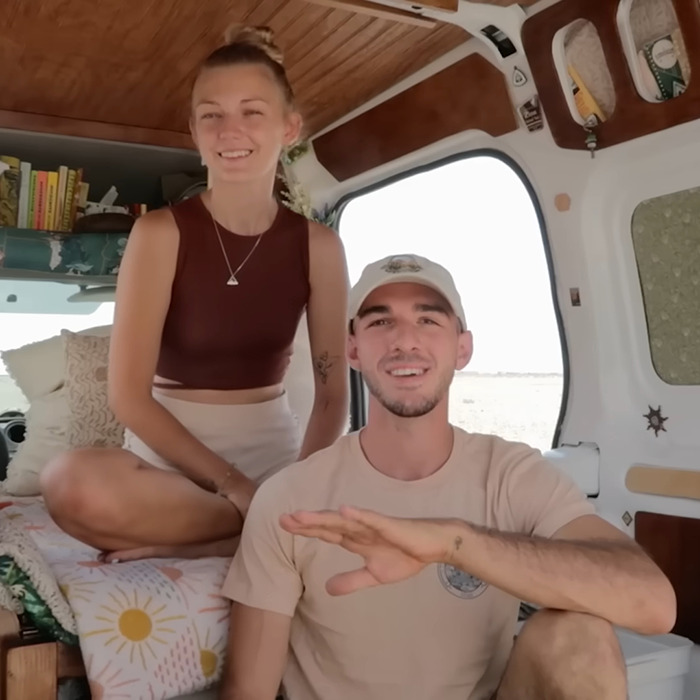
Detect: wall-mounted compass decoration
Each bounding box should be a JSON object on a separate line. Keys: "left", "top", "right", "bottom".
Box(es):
{"left": 643, "top": 406, "right": 668, "bottom": 437}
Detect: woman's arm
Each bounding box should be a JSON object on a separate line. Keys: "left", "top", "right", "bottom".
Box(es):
{"left": 297, "top": 222, "right": 350, "bottom": 460}
{"left": 108, "top": 209, "right": 255, "bottom": 511}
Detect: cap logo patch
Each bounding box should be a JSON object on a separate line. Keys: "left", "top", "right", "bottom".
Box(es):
{"left": 381, "top": 255, "right": 422, "bottom": 274}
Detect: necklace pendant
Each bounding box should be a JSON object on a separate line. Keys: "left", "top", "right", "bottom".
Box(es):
{"left": 227, "top": 275, "right": 239, "bottom": 286}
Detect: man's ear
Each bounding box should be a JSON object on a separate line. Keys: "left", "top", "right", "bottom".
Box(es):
{"left": 455, "top": 330, "right": 473, "bottom": 371}
{"left": 347, "top": 332, "right": 361, "bottom": 372}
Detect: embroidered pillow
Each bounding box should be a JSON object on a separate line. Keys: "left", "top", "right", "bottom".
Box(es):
{"left": 1, "top": 325, "right": 112, "bottom": 402}
{"left": 61, "top": 330, "right": 123, "bottom": 448}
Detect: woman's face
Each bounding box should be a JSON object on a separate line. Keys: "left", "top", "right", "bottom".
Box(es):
{"left": 190, "top": 63, "right": 301, "bottom": 184}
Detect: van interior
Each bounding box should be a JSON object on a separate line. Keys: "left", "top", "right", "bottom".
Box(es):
{"left": 0, "top": 0, "right": 698, "bottom": 698}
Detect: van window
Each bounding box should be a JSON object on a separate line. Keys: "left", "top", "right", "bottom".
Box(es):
{"left": 338, "top": 155, "right": 564, "bottom": 452}
{"left": 0, "top": 280, "right": 115, "bottom": 412}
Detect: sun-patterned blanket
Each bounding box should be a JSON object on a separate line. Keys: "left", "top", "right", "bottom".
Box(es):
{"left": 0, "top": 498, "right": 231, "bottom": 699}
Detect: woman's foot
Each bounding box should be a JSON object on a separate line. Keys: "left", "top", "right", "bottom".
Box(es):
{"left": 101, "top": 536, "right": 240, "bottom": 563}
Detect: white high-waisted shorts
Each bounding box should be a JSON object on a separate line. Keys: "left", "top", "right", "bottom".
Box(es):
{"left": 123, "top": 390, "right": 301, "bottom": 485}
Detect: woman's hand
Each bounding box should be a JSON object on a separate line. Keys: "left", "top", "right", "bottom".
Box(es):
{"left": 224, "top": 475, "right": 257, "bottom": 519}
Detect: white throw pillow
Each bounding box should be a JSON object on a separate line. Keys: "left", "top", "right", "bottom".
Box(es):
{"left": 2, "top": 388, "right": 71, "bottom": 496}
{"left": 1, "top": 325, "right": 113, "bottom": 496}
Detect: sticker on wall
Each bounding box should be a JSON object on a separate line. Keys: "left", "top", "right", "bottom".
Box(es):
{"left": 621, "top": 511, "right": 633, "bottom": 527}
{"left": 555, "top": 194, "right": 571, "bottom": 212}
{"left": 512, "top": 67, "right": 528, "bottom": 88}
{"left": 569, "top": 288, "right": 581, "bottom": 307}
{"left": 643, "top": 405, "right": 668, "bottom": 437}
{"left": 519, "top": 96, "right": 544, "bottom": 132}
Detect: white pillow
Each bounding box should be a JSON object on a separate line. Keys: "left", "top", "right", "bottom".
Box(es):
{"left": 1, "top": 325, "right": 113, "bottom": 496}
{"left": 1, "top": 325, "right": 112, "bottom": 402}
{"left": 2, "top": 388, "right": 71, "bottom": 496}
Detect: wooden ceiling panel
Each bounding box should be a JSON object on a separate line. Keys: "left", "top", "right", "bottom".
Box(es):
{"left": 303, "top": 0, "right": 438, "bottom": 27}
{"left": 469, "top": 0, "right": 540, "bottom": 5}
{"left": 0, "top": 0, "right": 469, "bottom": 146}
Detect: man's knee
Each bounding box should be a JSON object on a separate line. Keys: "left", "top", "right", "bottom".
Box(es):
{"left": 519, "top": 609, "right": 623, "bottom": 663}
{"left": 40, "top": 448, "right": 131, "bottom": 527}
{"left": 511, "top": 609, "right": 626, "bottom": 696}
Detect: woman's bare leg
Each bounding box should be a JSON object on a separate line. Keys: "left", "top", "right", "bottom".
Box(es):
{"left": 40, "top": 447, "right": 242, "bottom": 552}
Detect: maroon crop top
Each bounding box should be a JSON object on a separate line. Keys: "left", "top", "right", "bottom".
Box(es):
{"left": 155, "top": 195, "right": 310, "bottom": 390}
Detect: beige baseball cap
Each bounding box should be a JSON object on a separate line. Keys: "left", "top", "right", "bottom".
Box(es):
{"left": 349, "top": 254, "right": 467, "bottom": 330}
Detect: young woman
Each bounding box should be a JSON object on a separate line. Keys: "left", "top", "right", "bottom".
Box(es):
{"left": 40, "top": 25, "right": 349, "bottom": 561}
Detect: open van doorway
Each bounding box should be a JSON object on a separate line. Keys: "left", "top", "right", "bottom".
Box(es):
{"left": 339, "top": 153, "right": 564, "bottom": 452}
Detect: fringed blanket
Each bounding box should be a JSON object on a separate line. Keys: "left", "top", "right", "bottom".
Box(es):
{"left": 0, "top": 498, "right": 231, "bottom": 699}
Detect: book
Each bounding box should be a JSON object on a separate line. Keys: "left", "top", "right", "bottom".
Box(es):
{"left": 61, "top": 169, "right": 77, "bottom": 232}
{"left": 56, "top": 165, "right": 68, "bottom": 230}
{"left": 45, "top": 170, "right": 58, "bottom": 230}
{"left": 0, "top": 155, "right": 21, "bottom": 227}
{"left": 568, "top": 65, "right": 606, "bottom": 123}
{"left": 17, "top": 161, "right": 31, "bottom": 228}
{"left": 28, "top": 170, "right": 37, "bottom": 228}
{"left": 67, "top": 168, "right": 84, "bottom": 230}
{"left": 34, "top": 171, "right": 48, "bottom": 229}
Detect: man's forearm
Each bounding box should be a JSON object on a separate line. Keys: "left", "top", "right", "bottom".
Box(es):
{"left": 445, "top": 520, "right": 674, "bottom": 634}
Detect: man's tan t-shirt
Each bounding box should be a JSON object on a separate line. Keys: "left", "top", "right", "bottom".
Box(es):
{"left": 222, "top": 428, "right": 595, "bottom": 700}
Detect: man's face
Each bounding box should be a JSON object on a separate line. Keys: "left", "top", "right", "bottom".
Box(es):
{"left": 348, "top": 282, "right": 473, "bottom": 418}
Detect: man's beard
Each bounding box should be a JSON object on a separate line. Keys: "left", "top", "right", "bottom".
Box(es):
{"left": 363, "top": 370, "right": 451, "bottom": 418}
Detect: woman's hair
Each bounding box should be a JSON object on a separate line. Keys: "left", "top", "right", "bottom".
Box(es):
{"left": 199, "top": 25, "right": 295, "bottom": 106}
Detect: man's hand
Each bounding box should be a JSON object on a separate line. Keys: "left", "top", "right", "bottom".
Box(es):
{"left": 280, "top": 506, "right": 462, "bottom": 595}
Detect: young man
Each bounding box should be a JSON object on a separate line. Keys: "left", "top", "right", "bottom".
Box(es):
{"left": 220, "top": 254, "right": 676, "bottom": 700}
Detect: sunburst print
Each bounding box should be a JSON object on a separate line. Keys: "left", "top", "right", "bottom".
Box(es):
{"left": 158, "top": 559, "right": 225, "bottom": 609}
{"left": 198, "top": 592, "right": 230, "bottom": 624}
{"left": 58, "top": 572, "right": 100, "bottom": 605}
{"left": 193, "top": 622, "right": 226, "bottom": 680}
{"left": 85, "top": 656, "right": 140, "bottom": 700}
{"left": 83, "top": 585, "right": 185, "bottom": 670}
{"left": 85, "top": 656, "right": 139, "bottom": 700}
{"left": 158, "top": 565, "right": 202, "bottom": 608}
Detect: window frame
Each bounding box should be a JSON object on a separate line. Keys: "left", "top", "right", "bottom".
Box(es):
{"left": 335, "top": 148, "right": 569, "bottom": 449}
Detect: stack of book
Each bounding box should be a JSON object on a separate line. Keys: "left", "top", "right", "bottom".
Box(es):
{"left": 0, "top": 156, "right": 90, "bottom": 231}
{"left": 0, "top": 156, "right": 150, "bottom": 231}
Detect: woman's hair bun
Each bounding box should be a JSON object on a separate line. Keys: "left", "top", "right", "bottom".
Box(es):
{"left": 223, "top": 24, "right": 284, "bottom": 66}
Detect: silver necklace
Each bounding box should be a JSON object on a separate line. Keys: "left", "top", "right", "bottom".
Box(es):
{"left": 210, "top": 213, "right": 265, "bottom": 286}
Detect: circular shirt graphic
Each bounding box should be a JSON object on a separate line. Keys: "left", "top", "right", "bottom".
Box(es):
{"left": 438, "top": 563, "right": 488, "bottom": 599}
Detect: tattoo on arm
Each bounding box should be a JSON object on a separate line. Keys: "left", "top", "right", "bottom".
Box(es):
{"left": 454, "top": 536, "right": 463, "bottom": 551}
{"left": 313, "top": 351, "right": 340, "bottom": 385}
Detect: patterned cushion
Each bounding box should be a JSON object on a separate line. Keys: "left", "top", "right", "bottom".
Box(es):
{"left": 1, "top": 325, "right": 111, "bottom": 402}
{"left": 61, "top": 330, "right": 123, "bottom": 448}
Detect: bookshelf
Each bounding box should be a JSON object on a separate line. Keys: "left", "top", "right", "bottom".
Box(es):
{"left": 0, "top": 128, "right": 202, "bottom": 282}
{"left": 0, "top": 128, "right": 202, "bottom": 222}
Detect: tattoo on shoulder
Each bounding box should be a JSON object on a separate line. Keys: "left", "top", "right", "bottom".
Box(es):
{"left": 313, "top": 351, "right": 340, "bottom": 385}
